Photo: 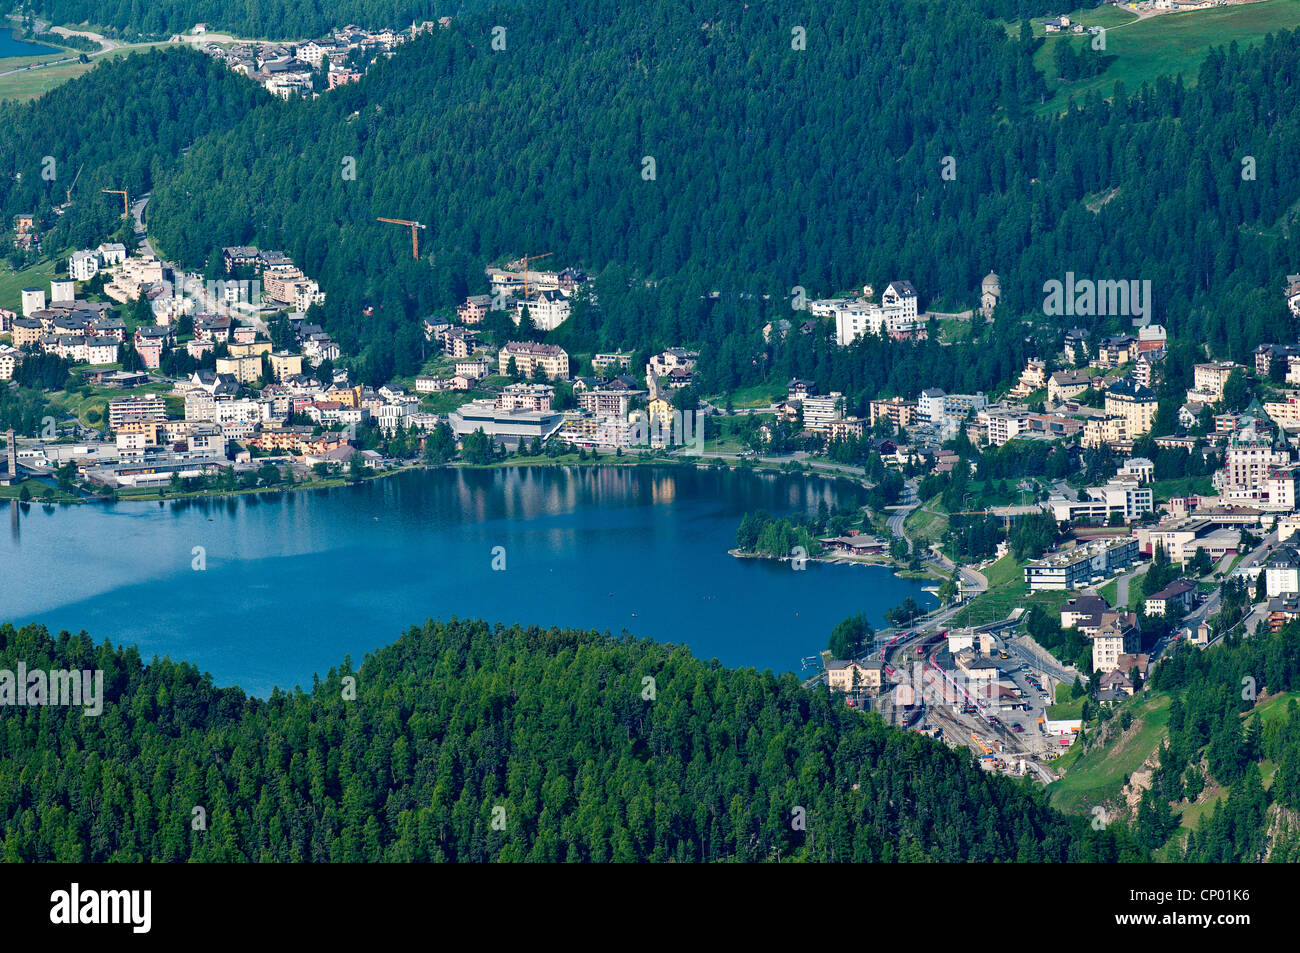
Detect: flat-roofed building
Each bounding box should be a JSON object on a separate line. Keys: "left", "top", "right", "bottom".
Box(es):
{"left": 1048, "top": 482, "right": 1152, "bottom": 523}
{"left": 802, "top": 392, "right": 845, "bottom": 432}
{"left": 1024, "top": 536, "right": 1138, "bottom": 591}
{"left": 868, "top": 397, "right": 917, "bottom": 430}
{"left": 449, "top": 400, "right": 565, "bottom": 450}
{"left": 108, "top": 394, "right": 168, "bottom": 432}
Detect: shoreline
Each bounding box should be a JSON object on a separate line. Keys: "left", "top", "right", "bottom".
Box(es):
{"left": 22, "top": 452, "right": 867, "bottom": 506}
{"left": 728, "top": 546, "right": 942, "bottom": 582}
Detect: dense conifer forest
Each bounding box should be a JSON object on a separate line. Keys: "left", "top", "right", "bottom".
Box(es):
{"left": 26, "top": 0, "right": 496, "bottom": 39}
{"left": 0, "top": 619, "right": 1142, "bottom": 862}
{"left": 0, "top": 50, "right": 269, "bottom": 254}
{"left": 1139, "top": 623, "right": 1300, "bottom": 861}
{"left": 134, "top": 3, "right": 1300, "bottom": 393}
{"left": 6, "top": 4, "right": 1300, "bottom": 400}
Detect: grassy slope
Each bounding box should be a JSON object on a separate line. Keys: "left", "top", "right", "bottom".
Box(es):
{"left": 1048, "top": 692, "right": 1172, "bottom": 814}
{"left": 1031, "top": 0, "right": 1300, "bottom": 115}
{"left": 0, "top": 254, "right": 65, "bottom": 311}
{"left": 1053, "top": 690, "right": 1299, "bottom": 840}
{"left": 944, "top": 552, "right": 1072, "bottom": 627}
{"left": 1048, "top": 681, "right": 1087, "bottom": 720}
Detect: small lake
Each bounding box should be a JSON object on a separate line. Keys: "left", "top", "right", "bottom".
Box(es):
{"left": 0, "top": 29, "right": 60, "bottom": 59}
{"left": 0, "top": 466, "right": 936, "bottom": 696}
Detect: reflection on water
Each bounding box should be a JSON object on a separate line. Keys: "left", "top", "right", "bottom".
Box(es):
{"left": 2, "top": 466, "right": 932, "bottom": 697}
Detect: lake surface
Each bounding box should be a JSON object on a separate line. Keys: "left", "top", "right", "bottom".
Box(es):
{"left": 0, "top": 467, "right": 935, "bottom": 696}
{"left": 0, "top": 29, "right": 60, "bottom": 58}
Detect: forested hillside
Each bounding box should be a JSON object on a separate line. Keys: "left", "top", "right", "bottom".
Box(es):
{"left": 1142, "top": 625, "right": 1300, "bottom": 861}
{"left": 27, "top": 0, "right": 503, "bottom": 39}
{"left": 0, "top": 49, "right": 268, "bottom": 256}
{"left": 1057, "top": 621, "right": 1300, "bottom": 862}
{"left": 132, "top": 2, "right": 1300, "bottom": 396}
{"left": 0, "top": 619, "right": 1141, "bottom": 862}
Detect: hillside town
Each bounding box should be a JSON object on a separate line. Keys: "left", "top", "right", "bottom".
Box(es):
{"left": 6, "top": 229, "right": 1300, "bottom": 781}
{"left": 801, "top": 271, "right": 1300, "bottom": 775}
{"left": 0, "top": 235, "right": 709, "bottom": 495}
{"left": 195, "top": 20, "right": 451, "bottom": 98}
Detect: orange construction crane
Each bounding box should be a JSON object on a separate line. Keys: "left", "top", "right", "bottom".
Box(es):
{"left": 101, "top": 188, "right": 128, "bottom": 217}
{"left": 377, "top": 217, "right": 427, "bottom": 260}
{"left": 519, "top": 251, "right": 552, "bottom": 297}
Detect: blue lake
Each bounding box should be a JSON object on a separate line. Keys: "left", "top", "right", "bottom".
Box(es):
{"left": 0, "top": 29, "right": 60, "bottom": 59}
{"left": 0, "top": 466, "right": 936, "bottom": 696}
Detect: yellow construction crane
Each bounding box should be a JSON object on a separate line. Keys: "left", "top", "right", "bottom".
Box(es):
{"left": 102, "top": 188, "right": 128, "bottom": 217}
{"left": 519, "top": 251, "right": 552, "bottom": 297}
{"left": 377, "top": 217, "right": 427, "bottom": 260}
{"left": 65, "top": 164, "right": 83, "bottom": 206}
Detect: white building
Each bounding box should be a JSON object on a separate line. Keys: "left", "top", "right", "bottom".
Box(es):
{"left": 1118, "top": 457, "right": 1154, "bottom": 484}
{"left": 20, "top": 287, "right": 45, "bottom": 316}
{"left": 1219, "top": 438, "right": 1290, "bottom": 493}
{"left": 1048, "top": 482, "right": 1153, "bottom": 523}
{"left": 979, "top": 405, "right": 1033, "bottom": 447}
{"left": 69, "top": 251, "right": 100, "bottom": 281}
{"left": 1266, "top": 548, "right": 1300, "bottom": 598}
{"left": 1024, "top": 537, "right": 1139, "bottom": 591}
{"left": 918, "top": 388, "right": 946, "bottom": 424}
{"left": 881, "top": 280, "right": 918, "bottom": 320}
{"left": 802, "top": 392, "right": 845, "bottom": 432}
{"left": 50, "top": 279, "right": 75, "bottom": 303}
{"left": 832, "top": 300, "right": 892, "bottom": 346}
{"left": 514, "top": 290, "right": 571, "bottom": 332}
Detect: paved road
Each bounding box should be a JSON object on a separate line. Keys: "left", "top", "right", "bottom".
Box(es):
{"left": 131, "top": 195, "right": 154, "bottom": 257}
{"left": 881, "top": 477, "right": 990, "bottom": 599}
{"left": 693, "top": 449, "right": 867, "bottom": 480}
{"left": 885, "top": 477, "right": 920, "bottom": 553}
{"left": 0, "top": 20, "right": 145, "bottom": 78}
{"left": 50, "top": 26, "right": 123, "bottom": 51}
{"left": 929, "top": 550, "right": 988, "bottom": 598}
{"left": 1113, "top": 561, "right": 1149, "bottom": 608}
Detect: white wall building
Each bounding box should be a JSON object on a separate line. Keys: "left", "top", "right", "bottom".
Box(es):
{"left": 802, "top": 392, "right": 845, "bottom": 432}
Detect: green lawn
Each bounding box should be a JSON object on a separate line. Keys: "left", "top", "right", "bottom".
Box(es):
{"left": 1175, "top": 784, "right": 1227, "bottom": 834}
{"left": 0, "top": 44, "right": 167, "bottom": 103}
{"left": 1032, "top": 0, "right": 1300, "bottom": 115}
{"left": 903, "top": 500, "right": 948, "bottom": 545}
{"left": 705, "top": 415, "right": 767, "bottom": 453}
{"left": 0, "top": 254, "right": 66, "bottom": 311}
{"left": 963, "top": 479, "right": 1042, "bottom": 508}
{"left": 943, "top": 553, "right": 1073, "bottom": 627}
{"left": 1245, "top": 691, "right": 1300, "bottom": 726}
{"left": 1048, "top": 681, "right": 1087, "bottom": 721}
{"left": 1149, "top": 476, "right": 1214, "bottom": 502}
{"left": 419, "top": 391, "right": 481, "bottom": 414}
{"left": 715, "top": 382, "right": 784, "bottom": 409}
{"left": 0, "top": 484, "right": 80, "bottom": 502}
{"left": 983, "top": 552, "right": 1023, "bottom": 588}
{"left": 1048, "top": 692, "right": 1172, "bottom": 815}
{"left": 937, "top": 317, "right": 973, "bottom": 345}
